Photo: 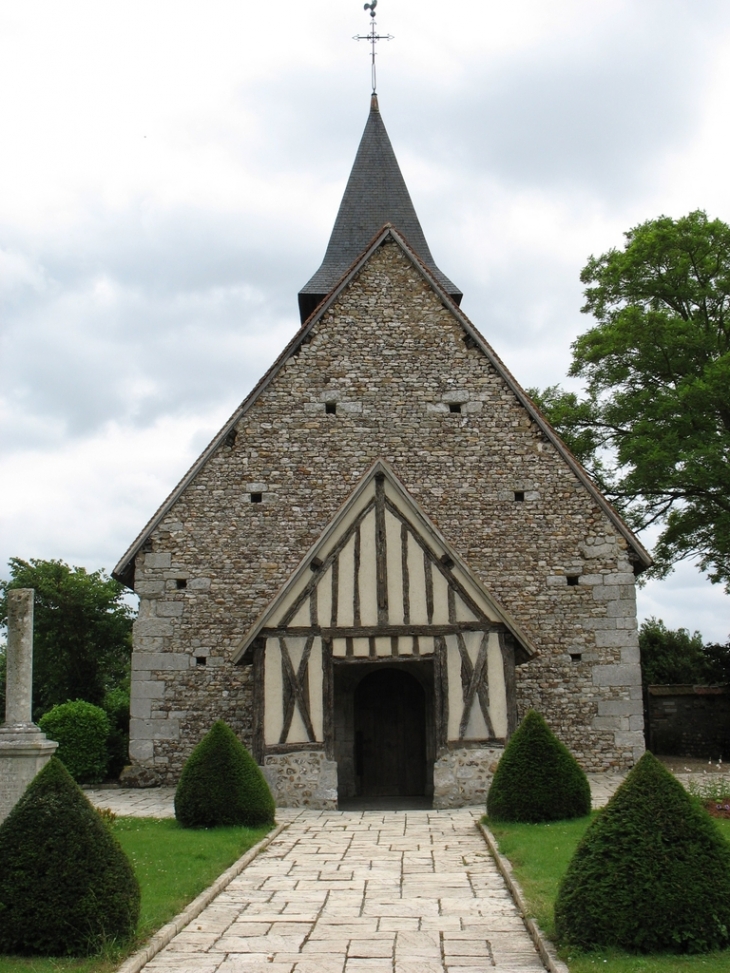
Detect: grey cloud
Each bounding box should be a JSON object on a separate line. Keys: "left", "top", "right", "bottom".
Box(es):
{"left": 385, "top": 4, "right": 726, "bottom": 200}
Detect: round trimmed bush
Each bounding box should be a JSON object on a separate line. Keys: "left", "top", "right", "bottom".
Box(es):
{"left": 486, "top": 709, "right": 591, "bottom": 822}
{"left": 555, "top": 751, "right": 730, "bottom": 954}
{"left": 0, "top": 758, "right": 140, "bottom": 956}
{"left": 174, "top": 720, "right": 275, "bottom": 828}
{"left": 39, "top": 699, "right": 110, "bottom": 783}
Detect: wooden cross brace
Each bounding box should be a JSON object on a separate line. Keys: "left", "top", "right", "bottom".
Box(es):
{"left": 458, "top": 632, "right": 494, "bottom": 739}
{"left": 279, "top": 636, "right": 316, "bottom": 745}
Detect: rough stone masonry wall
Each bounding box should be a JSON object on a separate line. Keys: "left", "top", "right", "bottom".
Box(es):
{"left": 128, "top": 239, "right": 644, "bottom": 783}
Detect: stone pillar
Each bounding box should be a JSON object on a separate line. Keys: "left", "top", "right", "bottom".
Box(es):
{"left": 0, "top": 589, "right": 58, "bottom": 824}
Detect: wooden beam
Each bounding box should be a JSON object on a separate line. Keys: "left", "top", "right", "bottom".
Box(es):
{"left": 375, "top": 473, "right": 388, "bottom": 624}
{"left": 261, "top": 622, "right": 504, "bottom": 639}
{"left": 322, "top": 638, "right": 334, "bottom": 760}
{"left": 384, "top": 497, "right": 493, "bottom": 625}
{"left": 278, "top": 636, "right": 316, "bottom": 744}
{"left": 401, "top": 521, "right": 410, "bottom": 625}
{"left": 434, "top": 635, "right": 448, "bottom": 751}
{"left": 424, "top": 551, "right": 434, "bottom": 624}
{"left": 278, "top": 499, "right": 375, "bottom": 628}
{"left": 331, "top": 557, "right": 339, "bottom": 626}
{"left": 499, "top": 631, "right": 518, "bottom": 737}
{"left": 353, "top": 523, "right": 361, "bottom": 626}
{"left": 457, "top": 632, "right": 493, "bottom": 739}
{"left": 252, "top": 640, "right": 265, "bottom": 764}
{"left": 264, "top": 742, "right": 325, "bottom": 755}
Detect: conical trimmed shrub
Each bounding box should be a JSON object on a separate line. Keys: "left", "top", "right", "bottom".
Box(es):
{"left": 555, "top": 752, "right": 730, "bottom": 954}
{"left": 486, "top": 710, "right": 591, "bottom": 822}
{"left": 174, "top": 720, "right": 275, "bottom": 828}
{"left": 0, "top": 758, "right": 140, "bottom": 956}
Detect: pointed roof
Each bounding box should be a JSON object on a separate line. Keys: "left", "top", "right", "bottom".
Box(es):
{"left": 233, "top": 460, "right": 537, "bottom": 664}
{"left": 298, "top": 95, "right": 462, "bottom": 322}
{"left": 113, "top": 227, "right": 652, "bottom": 590}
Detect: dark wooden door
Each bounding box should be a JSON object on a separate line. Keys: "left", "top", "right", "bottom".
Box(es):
{"left": 354, "top": 668, "right": 426, "bottom": 796}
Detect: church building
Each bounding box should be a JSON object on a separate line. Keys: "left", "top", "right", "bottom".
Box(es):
{"left": 114, "top": 95, "right": 650, "bottom": 807}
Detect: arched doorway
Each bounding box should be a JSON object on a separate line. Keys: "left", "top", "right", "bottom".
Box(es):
{"left": 354, "top": 668, "right": 427, "bottom": 797}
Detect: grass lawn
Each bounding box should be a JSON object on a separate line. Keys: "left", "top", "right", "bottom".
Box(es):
{"left": 0, "top": 817, "right": 272, "bottom": 973}
{"left": 488, "top": 814, "right": 730, "bottom": 973}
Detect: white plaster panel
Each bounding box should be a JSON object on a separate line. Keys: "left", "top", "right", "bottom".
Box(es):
{"left": 431, "top": 568, "right": 450, "bottom": 624}
{"left": 285, "top": 636, "right": 306, "bottom": 670}
{"left": 446, "top": 635, "right": 464, "bottom": 741}
{"left": 385, "top": 509, "right": 405, "bottom": 625}
{"left": 289, "top": 599, "right": 310, "bottom": 628}
{"left": 308, "top": 638, "right": 323, "bottom": 740}
{"left": 462, "top": 631, "right": 490, "bottom": 740}
{"left": 353, "top": 637, "right": 370, "bottom": 657}
{"left": 465, "top": 699, "right": 489, "bottom": 739}
{"left": 487, "top": 632, "right": 508, "bottom": 738}
{"left": 338, "top": 534, "right": 355, "bottom": 627}
{"left": 287, "top": 706, "right": 309, "bottom": 744}
{"left": 419, "top": 636, "right": 435, "bottom": 656}
{"left": 319, "top": 567, "right": 333, "bottom": 627}
{"left": 455, "top": 592, "right": 478, "bottom": 623}
{"left": 264, "top": 638, "right": 283, "bottom": 745}
{"left": 407, "top": 535, "right": 428, "bottom": 623}
{"left": 376, "top": 636, "right": 391, "bottom": 656}
{"left": 332, "top": 638, "right": 347, "bottom": 657}
{"left": 358, "top": 508, "right": 378, "bottom": 625}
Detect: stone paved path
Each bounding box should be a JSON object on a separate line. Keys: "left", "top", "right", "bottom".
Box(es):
{"left": 84, "top": 768, "right": 730, "bottom": 973}
{"left": 131, "top": 808, "right": 549, "bottom": 973}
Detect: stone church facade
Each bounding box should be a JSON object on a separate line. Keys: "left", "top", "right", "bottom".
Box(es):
{"left": 114, "top": 96, "right": 650, "bottom": 807}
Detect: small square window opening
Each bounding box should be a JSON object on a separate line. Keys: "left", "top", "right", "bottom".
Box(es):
{"left": 250, "top": 492, "right": 263, "bottom": 504}
{"left": 569, "top": 652, "right": 582, "bottom": 662}
{"left": 449, "top": 403, "right": 462, "bottom": 414}
{"left": 567, "top": 575, "right": 580, "bottom": 586}
{"left": 195, "top": 656, "right": 207, "bottom": 667}
{"left": 176, "top": 578, "right": 187, "bottom": 590}
{"left": 325, "top": 402, "right": 337, "bottom": 415}
{"left": 514, "top": 491, "right": 525, "bottom": 502}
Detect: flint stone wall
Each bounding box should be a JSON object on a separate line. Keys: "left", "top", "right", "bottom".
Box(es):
{"left": 433, "top": 747, "right": 503, "bottom": 808}
{"left": 262, "top": 752, "right": 338, "bottom": 809}
{"left": 126, "top": 240, "right": 644, "bottom": 789}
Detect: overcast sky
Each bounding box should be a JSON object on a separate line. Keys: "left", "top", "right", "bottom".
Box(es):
{"left": 1, "top": 0, "right": 728, "bottom": 642}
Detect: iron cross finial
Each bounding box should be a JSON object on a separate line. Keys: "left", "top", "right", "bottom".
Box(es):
{"left": 354, "top": 0, "right": 393, "bottom": 95}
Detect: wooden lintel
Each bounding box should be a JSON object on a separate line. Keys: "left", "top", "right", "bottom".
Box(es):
{"left": 264, "top": 742, "right": 326, "bottom": 756}
{"left": 260, "top": 622, "right": 504, "bottom": 639}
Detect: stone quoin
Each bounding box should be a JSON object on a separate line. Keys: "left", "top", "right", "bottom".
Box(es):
{"left": 113, "top": 95, "right": 650, "bottom": 807}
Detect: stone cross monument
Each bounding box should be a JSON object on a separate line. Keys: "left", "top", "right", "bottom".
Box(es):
{"left": 0, "top": 589, "right": 58, "bottom": 824}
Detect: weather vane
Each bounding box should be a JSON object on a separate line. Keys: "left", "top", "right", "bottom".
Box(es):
{"left": 354, "top": 1, "right": 393, "bottom": 95}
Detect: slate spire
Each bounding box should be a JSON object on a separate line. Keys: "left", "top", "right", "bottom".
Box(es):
{"left": 298, "top": 95, "right": 462, "bottom": 322}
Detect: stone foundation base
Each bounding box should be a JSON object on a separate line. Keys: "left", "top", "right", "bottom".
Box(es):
{"left": 0, "top": 724, "right": 58, "bottom": 824}
{"left": 119, "top": 763, "right": 165, "bottom": 788}
{"left": 432, "top": 746, "right": 503, "bottom": 808}
{"left": 263, "top": 751, "right": 338, "bottom": 809}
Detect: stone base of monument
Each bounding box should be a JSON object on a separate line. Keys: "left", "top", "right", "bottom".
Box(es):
{"left": 0, "top": 724, "right": 58, "bottom": 824}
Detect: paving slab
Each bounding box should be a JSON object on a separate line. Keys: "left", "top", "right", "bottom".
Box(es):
{"left": 119, "top": 808, "right": 549, "bottom": 973}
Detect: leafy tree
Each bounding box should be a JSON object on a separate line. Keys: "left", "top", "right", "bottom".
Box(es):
{"left": 0, "top": 558, "right": 134, "bottom": 719}
{"left": 639, "top": 617, "right": 730, "bottom": 686}
{"left": 530, "top": 211, "right": 730, "bottom": 590}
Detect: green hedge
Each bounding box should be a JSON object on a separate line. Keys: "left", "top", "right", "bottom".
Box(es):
{"left": 175, "top": 720, "right": 275, "bottom": 828}
{"left": 102, "top": 687, "right": 130, "bottom": 779}
{"left": 487, "top": 709, "right": 591, "bottom": 823}
{"left": 39, "top": 699, "right": 110, "bottom": 783}
{"left": 555, "top": 751, "right": 730, "bottom": 953}
{"left": 0, "top": 758, "right": 140, "bottom": 956}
